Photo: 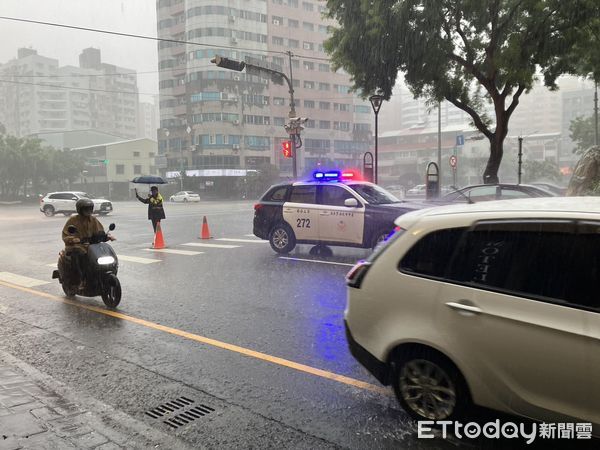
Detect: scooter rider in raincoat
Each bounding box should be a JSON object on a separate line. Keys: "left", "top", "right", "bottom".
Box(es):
{"left": 62, "top": 198, "right": 114, "bottom": 287}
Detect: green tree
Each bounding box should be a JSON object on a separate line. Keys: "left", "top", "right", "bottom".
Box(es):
{"left": 569, "top": 116, "right": 596, "bottom": 155}
{"left": 522, "top": 160, "right": 561, "bottom": 183}
{"left": 325, "top": 0, "right": 599, "bottom": 183}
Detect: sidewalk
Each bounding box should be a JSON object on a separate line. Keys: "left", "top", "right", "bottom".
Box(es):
{"left": 0, "top": 352, "right": 190, "bottom": 450}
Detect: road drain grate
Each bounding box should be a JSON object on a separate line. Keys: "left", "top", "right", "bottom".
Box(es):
{"left": 145, "top": 397, "right": 215, "bottom": 429}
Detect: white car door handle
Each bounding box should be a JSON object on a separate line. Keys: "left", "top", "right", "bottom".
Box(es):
{"left": 283, "top": 208, "right": 294, "bottom": 213}
{"left": 445, "top": 302, "right": 482, "bottom": 315}
{"left": 319, "top": 212, "right": 329, "bottom": 216}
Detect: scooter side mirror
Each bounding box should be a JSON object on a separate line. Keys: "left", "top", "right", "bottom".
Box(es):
{"left": 109, "top": 223, "right": 116, "bottom": 231}
{"left": 67, "top": 225, "right": 77, "bottom": 235}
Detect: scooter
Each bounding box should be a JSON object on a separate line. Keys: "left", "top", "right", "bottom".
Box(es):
{"left": 52, "top": 223, "right": 121, "bottom": 308}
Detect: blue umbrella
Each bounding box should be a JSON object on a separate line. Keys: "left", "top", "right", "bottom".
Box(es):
{"left": 131, "top": 176, "right": 168, "bottom": 185}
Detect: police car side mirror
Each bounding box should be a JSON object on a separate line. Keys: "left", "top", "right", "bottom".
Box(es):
{"left": 344, "top": 198, "right": 359, "bottom": 208}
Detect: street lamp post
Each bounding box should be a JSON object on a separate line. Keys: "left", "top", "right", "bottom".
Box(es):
{"left": 369, "top": 94, "right": 384, "bottom": 184}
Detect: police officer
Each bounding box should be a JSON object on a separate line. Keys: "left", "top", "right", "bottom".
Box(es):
{"left": 62, "top": 198, "right": 114, "bottom": 287}
{"left": 135, "top": 186, "right": 166, "bottom": 232}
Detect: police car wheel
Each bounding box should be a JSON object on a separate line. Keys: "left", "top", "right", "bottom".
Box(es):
{"left": 269, "top": 224, "right": 296, "bottom": 254}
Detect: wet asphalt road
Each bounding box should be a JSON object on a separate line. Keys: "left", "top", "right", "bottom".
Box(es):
{"left": 0, "top": 201, "right": 448, "bottom": 449}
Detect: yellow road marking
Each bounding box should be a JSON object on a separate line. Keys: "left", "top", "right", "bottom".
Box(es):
{"left": 0, "top": 280, "right": 388, "bottom": 395}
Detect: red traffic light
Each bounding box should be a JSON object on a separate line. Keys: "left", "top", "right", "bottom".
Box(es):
{"left": 281, "top": 140, "right": 292, "bottom": 158}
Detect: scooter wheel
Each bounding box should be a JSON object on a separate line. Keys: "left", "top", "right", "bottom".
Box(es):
{"left": 101, "top": 274, "right": 121, "bottom": 308}
{"left": 62, "top": 283, "right": 77, "bottom": 298}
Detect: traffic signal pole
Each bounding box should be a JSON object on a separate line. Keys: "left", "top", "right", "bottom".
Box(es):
{"left": 211, "top": 54, "right": 299, "bottom": 178}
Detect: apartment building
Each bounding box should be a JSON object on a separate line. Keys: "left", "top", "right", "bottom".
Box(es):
{"left": 156, "top": 0, "right": 372, "bottom": 179}
{"left": 0, "top": 47, "right": 139, "bottom": 139}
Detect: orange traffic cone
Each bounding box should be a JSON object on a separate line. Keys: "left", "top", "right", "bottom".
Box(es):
{"left": 199, "top": 216, "right": 211, "bottom": 239}
{"left": 152, "top": 221, "right": 166, "bottom": 249}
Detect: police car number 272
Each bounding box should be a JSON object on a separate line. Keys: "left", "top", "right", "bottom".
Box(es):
{"left": 252, "top": 171, "right": 425, "bottom": 254}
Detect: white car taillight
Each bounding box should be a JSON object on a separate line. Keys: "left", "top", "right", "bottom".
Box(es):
{"left": 346, "top": 260, "right": 372, "bottom": 289}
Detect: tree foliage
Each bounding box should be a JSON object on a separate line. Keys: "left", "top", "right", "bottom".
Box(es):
{"left": 522, "top": 159, "right": 561, "bottom": 183}
{"left": 325, "top": 0, "right": 600, "bottom": 183}
{"left": 0, "top": 131, "right": 85, "bottom": 199}
{"left": 569, "top": 115, "right": 597, "bottom": 155}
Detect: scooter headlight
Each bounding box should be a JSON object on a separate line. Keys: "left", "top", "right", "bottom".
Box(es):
{"left": 97, "top": 256, "right": 115, "bottom": 265}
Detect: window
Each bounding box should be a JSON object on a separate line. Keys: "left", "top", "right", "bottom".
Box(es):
{"left": 303, "top": 2, "right": 314, "bottom": 11}
{"left": 318, "top": 83, "right": 330, "bottom": 91}
{"left": 444, "top": 220, "right": 598, "bottom": 309}
{"left": 116, "top": 164, "right": 125, "bottom": 175}
{"left": 134, "top": 165, "right": 142, "bottom": 175}
{"left": 273, "top": 97, "right": 285, "bottom": 106}
{"left": 318, "top": 63, "right": 330, "bottom": 72}
{"left": 319, "top": 101, "right": 330, "bottom": 110}
{"left": 321, "top": 185, "right": 357, "bottom": 207}
{"left": 272, "top": 16, "right": 283, "bottom": 25}
{"left": 303, "top": 61, "right": 314, "bottom": 70}
{"left": 319, "top": 120, "right": 330, "bottom": 129}
{"left": 292, "top": 59, "right": 300, "bottom": 69}
{"left": 303, "top": 22, "right": 314, "bottom": 31}
{"left": 289, "top": 185, "right": 317, "bottom": 204}
{"left": 133, "top": 151, "right": 140, "bottom": 157}
{"left": 303, "top": 41, "right": 314, "bottom": 51}
{"left": 272, "top": 36, "right": 284, "bottom": 46}
{"left": 304, "top": 80, "right": 315, "bottom": 89}
{"left": 318, "top": 25, "right": 329, "bottom": 34}
{"left": 304, "top": 100, "right": 315, "bottom": 108}
{"left": 288, "top": 19, "right": 299, "bottom": 28}
{"left": 267, "top": 186, "right": 288, "bottom": 202}
{"left": 400, "top": 228, "right": 467, "bottom": 278}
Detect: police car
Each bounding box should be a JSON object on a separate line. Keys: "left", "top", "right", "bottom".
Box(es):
{"left": 253, "top": 171, "right": 428, "bottom": 254}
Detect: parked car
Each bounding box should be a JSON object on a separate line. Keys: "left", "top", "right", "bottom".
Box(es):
{"left": 40, "top": 192, "right": 113, "bottom": 217}
{"left": 345, "top": 196, "right": 599, "bottom": 429}
{"left": 405, "top": 184, "right": 426, "bottom": 197}
{"left": 530, "top": 181, "right": 567, "bottom": 196}
{"left": 169, "top": 191, "right": 201, "bottom": 202}
{"left": 440, "top": 183, "right": 555, "bottom": 203}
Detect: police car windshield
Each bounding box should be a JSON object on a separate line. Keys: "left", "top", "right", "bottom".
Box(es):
{"left": 348, "top": 184, "right": 400, "bottom": 205}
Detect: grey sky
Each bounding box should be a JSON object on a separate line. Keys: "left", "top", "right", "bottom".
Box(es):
{"left": 0, "top": 0, "right": 158, "bottom": 102}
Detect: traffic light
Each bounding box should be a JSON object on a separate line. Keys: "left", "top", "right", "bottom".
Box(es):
{"left": 210, "top": 55, "right": 246, "bottom": 72}
{"left": 281, "top": 140, "right": 292, "bottom": 158}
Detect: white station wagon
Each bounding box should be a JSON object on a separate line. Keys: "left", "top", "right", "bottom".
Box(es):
{"left": 345, "top": 197, "right": 599, "bottom": 431}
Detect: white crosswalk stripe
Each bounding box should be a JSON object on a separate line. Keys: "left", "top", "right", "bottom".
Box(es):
{"left": 215, "top": 238, "right": 268, "bottom": 244}
{"left": 0, "top": 272, "right": 50, "bottom": 287}
{"left": 278, "top": 257, "right": 354, "bottom": 267}
{"left": 119, "top": 255, "right": 162, "bottom": 264}
{"left": 181, "top": 242, "right": 240, "bottom": 249}
{"left": 144, "top": 248, "right": 203, "bottom": 256}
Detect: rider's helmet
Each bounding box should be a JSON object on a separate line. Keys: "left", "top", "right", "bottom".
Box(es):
{"left": 76, "top": 198, "right": 94, "bottom": 217}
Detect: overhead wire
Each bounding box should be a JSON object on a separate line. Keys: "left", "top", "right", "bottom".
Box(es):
{"left": 0, "top": 15, "right": 334, "bottom": 65}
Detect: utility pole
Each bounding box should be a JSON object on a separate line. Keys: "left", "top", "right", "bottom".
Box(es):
{"left": 437, "top": 101, "right": 442, "bottom": 196}
{"left": 286, "top": 51, "right": 298, "bottom": 178}
{"left": 595, "top": 82, "right": 598, "bottom": 146}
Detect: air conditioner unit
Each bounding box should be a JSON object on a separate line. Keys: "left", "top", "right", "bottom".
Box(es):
{"left": 232, "top": 144, "right": 240, "bottom": 150}
{"left": 262, "top": 99, "right": 269, "bottom": 105}
{"left": 233, "top": 120, "right": 240, "bottom": 125}
{"left": 220, "top": 92, "right": 228, "bottom": 100}
{"left": 273, "top": 19, "right": 280, "bottom": 25}
{"left": 228, "top": 16, "right": 236, "bottom": 23}
{"left": 230, "top": 38, "right": 238, "bottom": 45}
{"left": 233, "top": 75, "right": 240, "bottom": 81}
